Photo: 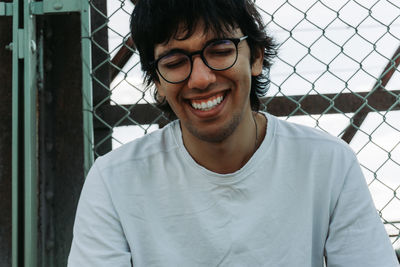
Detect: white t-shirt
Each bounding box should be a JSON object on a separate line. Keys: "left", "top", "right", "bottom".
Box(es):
{"left": 68, "top": 113, "right": 398, "bottom": 267}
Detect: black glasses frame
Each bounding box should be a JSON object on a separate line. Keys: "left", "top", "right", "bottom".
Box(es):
{"left": 152, "top": 36, "right": 249, "bottom": 84}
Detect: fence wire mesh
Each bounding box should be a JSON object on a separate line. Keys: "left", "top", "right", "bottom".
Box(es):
{"left": 88, "top": 0, "right": 400, "bottom": 247}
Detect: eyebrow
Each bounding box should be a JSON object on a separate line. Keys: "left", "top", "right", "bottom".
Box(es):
{"left": 155, "top": 48, "right": 187, "bottom": 61}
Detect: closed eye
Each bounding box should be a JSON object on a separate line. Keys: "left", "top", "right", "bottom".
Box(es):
{"left": 159, "top": 54, "right": 189, "bottom": 69}
{"left": 205, "top": 40, "right": 236, "bottom": 57}
{"left": 163, "top": 59, "right": 186, "bottom": 69}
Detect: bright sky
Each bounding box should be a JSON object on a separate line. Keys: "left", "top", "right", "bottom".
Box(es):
{"left": 104, "top": 0, "right": 400, "bottom": 245}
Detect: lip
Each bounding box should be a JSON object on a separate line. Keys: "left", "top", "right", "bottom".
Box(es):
{"left": 185, "top": 90, "right": 227, "bottom": 101}
{"left": 186, "top": 90, "right": 229, "bottom": 119}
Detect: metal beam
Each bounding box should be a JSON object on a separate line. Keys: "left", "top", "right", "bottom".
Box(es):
{"left": 264, "top": 90, "right": 400, "bottom": 116}
{"left": 23, "top": 0, "right": 39, "bottom": 263}
{"left": 0, "top": 2, "right": 13, "bottom": 16}
{"left": 93, "top": 90, "right": 400, "bottom": 127}
{"left": 30, "top": 0, "right": 81, "bottom": 15}
{"left": 341, "top": 45, "right": 400, "bottom": 143}
{"left": 110, "top": 36, "right": 135, "bottom": 82}
{"left": 10, "top": 0, "right": 21, "bottom": 265}
{"left": 109, "top": 0, "right": 137, "bottom": 82}
{"left": 94, "top": 103, "right": 169, "bottom": 128}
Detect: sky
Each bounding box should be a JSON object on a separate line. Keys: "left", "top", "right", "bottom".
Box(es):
{"left": 103, "top": 0, "right": 400, "bottom": 245}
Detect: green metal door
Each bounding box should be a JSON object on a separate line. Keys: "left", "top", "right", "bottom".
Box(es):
{"left": 1, "top": 0, "right": 94, "bottom": 266}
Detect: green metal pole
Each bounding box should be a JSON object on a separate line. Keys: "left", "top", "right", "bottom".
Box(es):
{"left": 11, "top": 0, "right": 20, "bottom": 266}
{"left": 81, "top": 0, "right": 94, "bottom": 175}
{"left": 24, "top": 0, "right": 38, "bottom": 266}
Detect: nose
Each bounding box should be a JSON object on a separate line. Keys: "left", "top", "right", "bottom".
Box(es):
{"left": 187, "top": 56, "right": 216, "bottom": 90}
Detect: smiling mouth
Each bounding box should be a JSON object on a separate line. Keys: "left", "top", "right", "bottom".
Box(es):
{"left": 189, "top": 92, "right": 226, "bottom": 111}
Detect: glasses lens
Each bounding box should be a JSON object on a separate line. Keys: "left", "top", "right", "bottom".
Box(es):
{"left": 204, "top": 40, "right": 237, "bottom": 70}
{"left": 157, "top": 52, "right": 191, "bottom": 83}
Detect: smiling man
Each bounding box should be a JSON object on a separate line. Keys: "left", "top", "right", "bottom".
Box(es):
{"left": 153, "top": 25, "right": 265, "bottom": 174}
{"left": 68, "top": 0, "right": 398, "bottom": 266}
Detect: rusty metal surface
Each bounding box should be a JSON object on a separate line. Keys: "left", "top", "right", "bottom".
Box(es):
{"left": 110, "top": 36, "right": 135, "bottom": 82}
{"left": 91, "top": 0, "right": 112, "bottom": 156}
{"left": 38, "top": 14, "right": 85, "bottom": 267}
{"left": 94, "top": 102, "right": 169, "bottom": 128}
{"left": 95, "top": 90, "right": 400, "bottom": 128}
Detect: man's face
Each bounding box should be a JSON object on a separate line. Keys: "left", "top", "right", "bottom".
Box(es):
{"left": 154, "top": 24, "right": 263, "bottom": 144}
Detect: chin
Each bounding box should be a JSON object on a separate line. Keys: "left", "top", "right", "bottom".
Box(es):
{"left": 184, "top": 113, "right": 241, "bottom": 143}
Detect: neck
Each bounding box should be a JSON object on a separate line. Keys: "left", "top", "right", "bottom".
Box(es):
{"left": 181, "top": 111, "right": 266, "bottom": 174}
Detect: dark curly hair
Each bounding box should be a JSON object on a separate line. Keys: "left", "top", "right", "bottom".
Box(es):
{"left": 130, "top": 0, "right": 277, "bottom": 119}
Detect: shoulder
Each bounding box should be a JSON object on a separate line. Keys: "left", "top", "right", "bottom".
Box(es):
{"left": 267, "top": 113, "right": 355, "bottom": 157}
{"left": 263, "top": 113, "right": 359, "bottom": 185}
{"left": 82, "top": 120, "right": 183, "bottom": 198}
{"left": 95, "top": 120, "right": 179, "bottom": 171}
{"left": 271, "top": 114, "right": 344, "bottom": 144}
{"left": 88, "top": 120, "right": 181, "bottom": 187}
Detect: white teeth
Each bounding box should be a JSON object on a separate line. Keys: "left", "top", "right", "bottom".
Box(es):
{"left": 191, "top": 94, "right": 224, "bottom": 111}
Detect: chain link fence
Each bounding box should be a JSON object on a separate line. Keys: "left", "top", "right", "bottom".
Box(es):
{"left": 88, "top": 0, "right": 400, "bottom": 248}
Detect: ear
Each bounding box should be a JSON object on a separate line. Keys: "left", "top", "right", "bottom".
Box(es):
{"left": 251, "top": 47, "right": 264, "bottom": 76}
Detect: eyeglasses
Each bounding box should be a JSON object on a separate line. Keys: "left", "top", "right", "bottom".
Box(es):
{"left": 153, "top": 36, "right": 248, "bottom": 84}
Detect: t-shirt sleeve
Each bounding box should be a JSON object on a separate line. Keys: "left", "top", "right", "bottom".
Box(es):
{"left": 68, "top": 161, "right": 132, "bottom": 267}
{"left": 324, "top": 158, "right": 399, "bottom": 266}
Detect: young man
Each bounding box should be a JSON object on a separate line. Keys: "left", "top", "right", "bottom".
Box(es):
{"left": 68, "top": 0, "right": 398, "bottom": 266}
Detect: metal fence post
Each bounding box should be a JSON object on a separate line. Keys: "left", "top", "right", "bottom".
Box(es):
{"left": 81, "top": 0, "right": 94, "bottom": 172}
